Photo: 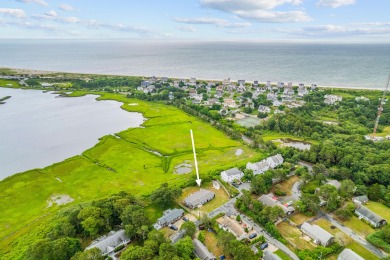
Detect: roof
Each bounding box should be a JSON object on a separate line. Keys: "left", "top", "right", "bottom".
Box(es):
{"left": 258, "top": 194, "right": 295, "bottom": 214}
{"left": 85, "top": 230, "right": 129, "bottom": 255}
{"left": 327, "top": 180, "right": 341, "bottom": 189}
{"left": 355, "top": 205, "right": 385, "bottom": 225}
{"left": 268, "top": 154, "right": 283, "bottom": 165}
{"left": 263, "top": 250, "right": 282, "bottom": 260}
{"left": 170, "top": 229, "right": 186, "bottom": 244}
{"left": 301, "top": 222, "right": 334, "bottom": 245}
{"left": 337, "top": 249, "right": 365, "bottom": 260}
{"left": 222, "top": 167, "right": 242, "bottom": 177}
{"left": 157, "top": 208, "right": 184, "bottom": 226}
{"left": 184, "top": 189, "right": 215, "bottom": 207}
{"left": 219, "top": 216, "right": 246, "bottom": 238}
{"left": 247, "top": 161, "right": 269, "bottom": 172}
{"left": 193, "top": 239, "right": 216, "bottom": 260}
{"left": 353, "top": 195, "right": 368, "bottom": 204}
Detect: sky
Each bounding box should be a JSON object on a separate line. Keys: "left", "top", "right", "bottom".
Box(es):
{"left": 1, "top": 0, "right": 390, "bottom": 42}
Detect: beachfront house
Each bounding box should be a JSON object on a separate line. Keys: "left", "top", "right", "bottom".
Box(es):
{"left": 221, "top": 167, "right": 244, "bottom": 183}
{"left": 311, "top": 84, "right": 317, "bottom": 91}
{"left": 193, "top": 239, "right": 216, "bottom": 260}
{"left": 223, "top": 78, "right": 231, "bottom": 85}
{"left": 153, "top": 208, "right": 184, "bottom": 230}
{"left": 85, "top": 230, "right": 130, "bottom": 256}
{"left": 253, "top": 80, "right": 259, "bottom": 87}
{"left": 263, "top": 250, "right": 282, "bottom": 260}
{"left": 266, "top": 154, "right": 284, "bottom": 169}
{"left": 298, "top": 84, "right": 308, "bottom": 97}
{"left": 337, "top": 248, "right": 365, "bottom": 260}
{"left": 246, "top": 160, "right": 270, "bottom": 175}
{"left": 259, "top": 193, "right": 295, "bottom": 215}
{"left": 355, "top": 205, "right": 387, "bottom": 228}
{"left": 258, "top": 105, "right": 271, "bottom": 114}
{"left": 352, "top": 195, "right": 369, "bottom": 205}
{"left": 217, "top": 216, "right": 247, "bottom": 240}
{"left": 267, "top": 92, "right": 277, "bottom": 101}
{"left": 184, "top": 189, "right": 215, "bottom": 209}
{"left": 301, "top": 222, "right": 334, "bottom": 246}
{"left": 277, "top": 82, "right": 285, "bottom": 88}
{"left": 238, "top": 79, "right": 245, "bottom": 85}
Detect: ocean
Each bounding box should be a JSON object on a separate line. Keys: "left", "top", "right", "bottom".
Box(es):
{"left": 0, "top": 40, "right": 389, "bottom": 89}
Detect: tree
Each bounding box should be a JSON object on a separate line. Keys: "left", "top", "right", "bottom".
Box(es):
{"left": 77, "top": 207, "right": 106, "bottom": 237}
{"left": 319, "top": 184, "right": 337, "bottom": 200}
{"left": 326, "top": 192, "right": 340, "bottom": 212}
{"left": 158, "top": 243, "right": 177, "bottom": 260}
{"left": 26, "top": 237, "right": 81, "bottom": 260}
{"left": 71, "top": 248, "right": 104, "bottom": 260}
{"left": 236, "top": 215, "right": 241, "bottom": 222}
{"left": 297, "top": 193, "right": 320, "bottom": 215}
{"left": 150, "top": 183, "right": 182, "bottom": 207}
{"left": 180, "top": 221, "right": 196, "bottom": 238}
{"left": 251, "top": 175, "right": 268, "bottom": 195}
{"left": 339, "top": 180, "right": 355, "bottom": 198}
{"left": 121, "top": 246, "right": 155, "bottom": 260}
{"left": 368, "top": 184, "right": 383, "bottom": 201}
{"left": 334, "top": 208, "right": 353, "bottom": 221}
{"left": 175, "top": 236, "right": 194, "bottom": 260}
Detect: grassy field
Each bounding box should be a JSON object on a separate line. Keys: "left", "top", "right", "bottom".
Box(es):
{"left": 338, "top": 216, "right": 376, "bottom": 237}
{"left": 0, "top": 79, "right": 21, "bottom": 88}
{"left": 374, "top": 126, "right": 390, "bottom": 137}
{"left": 261, "top": 131, "right": 305, "bottom": 142}
{"left": 204, "top": 231, "right": 227, "bottom": 259}
{"left": 271, "top": 175, "right": 299, "bottom": 196}
{"left": 277, "top": 222, "right": 315, "bottom": 250}
{"left": 366, "top": 202, "right": 390, "bottom": 223}
{"left": 274, "top": 249, "right": 291, "bottom": 260}
{"left": 0, "top": 93, "right": 259, "bottom": 258}
{"left": 289, "top": 213, "right": 313, "bottom": 225}
{"left": 313, "top": 219, "right": 379, "bottom": 260}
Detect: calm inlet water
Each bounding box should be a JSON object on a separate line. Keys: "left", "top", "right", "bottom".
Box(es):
{"left": 0, "top": 88, "right": 144, "bottom": 180}
{"left": 0, "top": 40, "right": 390, "bottom": 89}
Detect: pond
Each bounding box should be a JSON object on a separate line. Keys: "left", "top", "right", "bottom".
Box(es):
{"left": 276, "top": 139, "right": 311, "bottom": 151}
{"left": 0, "top": 88, "right": 144, "bottom": 180}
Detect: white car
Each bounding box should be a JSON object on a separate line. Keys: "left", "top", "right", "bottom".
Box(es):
{"left": 287, "top": 201, "right": 294, "bottom": 206}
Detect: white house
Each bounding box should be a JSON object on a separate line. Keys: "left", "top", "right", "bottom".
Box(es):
{"left": 258, "top": 105, "right": 271, "bottom": 114}
{"left": 85, "top": 230, "right": 130, "bottom": 256}
{"left": 301, "top": 222, "right": 334, "bottom": 246}
{"left": 266, "top": 154, "right": 284, "bottom": 168}
{"left": 324, "top": 95, "right": 342, "bottom": 105}
{"left": 246, "top": 160, "right": 270, "bottom": 175}
{"left": 223, "top": 98, "right": 237, "bottom": 108}
{"left": 221, "top": 167, "right": 244, "bottom": 182}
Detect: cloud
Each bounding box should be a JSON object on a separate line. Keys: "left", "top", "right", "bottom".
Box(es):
{"left": 235, "top": 10, "right": 311, "bottom": 23}
{"left": 15, "top": 0, "right": 48, "bottom": 7}
{"left": 175, "top": 17, "right": 251, "bottom": 28}
{"left": 32, "top": 11, "right": 81, "bottom": 24}
{"left": 199, "top": 0, "right": 309, "bottom": 23}
{"left": 289, "top": 24, "right": 390, "bottom": 37}
{"left": 0, "top": 8, "right": 26, "bottom": 18}
{"left": 317, "top": 0, "right": 355, "bottom": 8}
{"left": 59, "top": 4, "right": 75, "bottom": 12}
{"left": 177, "top": 25, "right": 197, "bottom": 32}
{"left": 200, "top": 0, "right": 302, "bottom": 11}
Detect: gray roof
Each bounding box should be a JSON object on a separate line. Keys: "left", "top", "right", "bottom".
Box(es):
{"left": 193, "top": 239, "right": 216, "bottom": 260}
{"left": 301, "top": 222, "right": 334, "bottom": 246}
{"left": 355, "top": 205, "right": 386, "bottom": 225}
{"left": 247, "top": 160, "right": 269, "bottom": 172}
{"left": 170, "top": 229, "right": 186, "bottom": 244}
{"left": 353, "top": 195, "right": 368, "bottom": 204}
{"left": 337, "top": 249, "right": 365, "bottom": 260}
{"left": 327, "top": 180, "right": 341, "bottom": 189}
{"left": 157, "top": 208, "right": 184, "bottom": 226}
{"left": 268, "top": 154, "right": 283, "bottom": 165}
{"left": 259, "top": 194, "right": 295, "bottom": 214}
{"left": 85, "top": 230, "right": 129, "bottom": 255}
{"left": 222, "top": 167, "right": 242, "bottom": 177}
{"left": 263, "top": 250, "right": 282, "bottom": 260}
{"left": 184, "top": 189, "right": 215, "bottom": 208}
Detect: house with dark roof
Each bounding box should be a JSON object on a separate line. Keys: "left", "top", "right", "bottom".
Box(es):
{"left": 337, "top": 248, "right": 365, "bottom": 260}
{"left": 301, "top": 222, "right": 334, "bottom": 246}
{"left": 221, "top": 167, "right": 244, "bottom": 182}
{"left": 153, "top": 208, "right": 184, "bottom": 230}
{"left": 352, "top": 195, "right": 369, "bottom": 205}
{"left": 85, "top": 230, "right": 130, "bottom": 256}
{"left": 193, "top": 239, "right": 216, "bottom": 260}
{"left": 263, "top": 250, "right": 282, "bottom": 260}
{"left": 355, "top": 205, "right": 387, "bottom": 228}
{"left": 184, "top": 189, "right": 215, "bottom": 209}
{"left": 259, "top": 193, "right": 295, "bottom": 215}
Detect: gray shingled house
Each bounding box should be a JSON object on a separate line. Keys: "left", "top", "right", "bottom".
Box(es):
{"left": 337, "top": 248, "right": 365, "bottom": 260}
{"left": 85, "top": 230, "right": 130, "bottom": 255}
{"left": 184, "top": 189, "right": 215, "bottom": 209}
{"left": 355, "top": 205, "right": 387, "bottom": 228}
{"left": 153, "top": 208, "right": 184, "bottom": 230}
{"left": 301, "top": 222, "right": 334, "bottom": 246}
{"left": 259, "top": 193, "right": 295, "bottom": 215}
{"left": 352, "top": 195, "right": 369, "bottom": 205}
{"left": 193, "top": 239, "right": 216, "bottom": 260}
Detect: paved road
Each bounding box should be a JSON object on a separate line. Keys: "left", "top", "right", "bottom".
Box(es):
{"left": 209, "top": 197, "right": 299, "bottom": 260}
{"left": 322, "top": 213, "right": 388, "bottom": 259}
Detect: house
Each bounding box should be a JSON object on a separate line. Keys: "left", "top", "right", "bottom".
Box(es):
{"left": 324, "top": 95, "right": 342, "bottom": 105}
{"left": 259, "top": 193, "right": 295, "bottom": 215}
{"left": 160, "top": 77, "right": 168, "bottom": 83}
{"left": 266, "top": 81, "right": 272, "bottom": 90}
{"left": 298, "top": 84, "right": 308, "bottom": 97}
{"left": 189, "top": 78, "right": 197, "bottom": 85}
{"left": 153, "top": 208, "right": 184, "bottom": 230}
{"left": 193, "top": 239, "right": 216, "bottom": 260}
{"left": 169, "top": 92, "right": 174, "bottom": 100}
{"left": 355, "top": 205, "right": 387, "bottom": 228}
{"left": 327, "top": 180, "right": 341, "bottom": 190}
{"left": 301, "top": 222, "right": 334, "bottom": 246}
{"left": 311, "top": 84, "right": 317, "bottom": 90}
{"left": 277, "top": 82, "right": 285, "bottom": 88}
{"left": 337, "top": 248, "right": 365, "bottom": 260}
{"left": 237, "top": 84, "right": 246, "bottom": 93}
{"left": 184, "top": 189, "right": 215, "bottom": 209}
{"left": 170, "top": 229, "right": 186, "bottom": 244}
{"left": 221, "top": 167, "right": 244, "bottom": 182}
{"left": 283, "top": 86, "right": 294, "bottom": 97}
{"left": 223, "top": 78, "right": 231, "bottom": 85}
{"left": 258, "top": 105, "right": 271, "bottom": 114}
{"left": 85, "top": 230, "right": 130, "bottom": 256}
{"left": 253, "top": 80, "right": 259, "bottom": 87}
{"left": 267, "top": 92, "right": 277, "bottom": 101}
{"left": 189, "top": 89, "right": 197, "bottom": 98}
{"left": 238, "top": 79, "right": 245, "bottom": 85}
{"left": 263, "top": 250, "right": 282, "bottom": 260}
{"left": 352, "top": 195, "right": 369, "bottom": 205}
{"left": 355, "top": 96, "right": 369, "bottom": 102}
{"left": 273, "top": 100, "right": 283, "bottom": 107}
{"left": 217, "top": 216, "right": 248, "bottom": 240}
{"left": 141, "top": 80, "right": 151, "bottom": 87}
{"left": 223, "top": 98, "right": 237, "bottom": 108}
{"left": 246, "top": 160, "right": 270, "bottom": 175}
{"left": 266, "top": 154, "right": 284, "bottom": 168}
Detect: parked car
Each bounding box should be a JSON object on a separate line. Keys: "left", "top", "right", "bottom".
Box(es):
{"left": 249, "top": 233, "right": 257, "bottom": 239}
{"left": 232, "top": 183, "right": 239, "bottom": 188}
{"left": 219, "top": 255, "right": 226, "bottom": 260}
{"left": 168, "top": 224, "right": 178, "bottom": 231}
{"left": 287, "top": 201, "right": 293, "bottom": 206}
{"left": 260, "top": 243, "right": 268, "bottom": 250}
{"left": 182, "top": 217, "right": 189, "bottom": 222}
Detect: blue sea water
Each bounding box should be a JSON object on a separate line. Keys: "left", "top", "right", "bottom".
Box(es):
{"left": 0, "top": 39, "right": 389, "bottom": 89}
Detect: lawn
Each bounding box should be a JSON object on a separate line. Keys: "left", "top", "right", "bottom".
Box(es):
{"left": 261, "top": 131, "right": 305, "bottom": 142}
{"left": 271, "top": 175, "right": 299, "bottom": 196}
{"left": 0, "top": 79, "right": 21, "bottom": 88}
{"left": 366, "top": 202, "right": 390, "bottom": 223}
{"left": 274, "top": 250, "right": 291, "bottom": 260}
{"left": 204, "top": 231, "right": 227, "bottom": 259}
{"left": 177, "top": 182, "right": 230, "bottom": 216}
{"left": 338, "top": 216, "right": 376, "bottom": 237}
{"left": 0, "top": 93, "right": 257, "bottom": 258}
{"left": 276, "top": 222, "right": 315, "bottom": 250}
{"left": 289, "top": 213, "right": 313, "bottom": 226}
{"left": 373, "top": 126, "right": 390, "bottom": 137}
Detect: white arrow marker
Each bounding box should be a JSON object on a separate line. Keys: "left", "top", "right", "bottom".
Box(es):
{"left": 190, "top": 129, "right": 202, "bottom": 187}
